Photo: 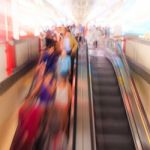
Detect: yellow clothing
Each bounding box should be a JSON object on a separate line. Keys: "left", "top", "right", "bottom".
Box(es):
{"left": 69, "top": 34, "right": 78, "bottom": 56}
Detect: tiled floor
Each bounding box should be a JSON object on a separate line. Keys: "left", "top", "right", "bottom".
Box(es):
{"left": 0, "top": 69, "right": 34, "bottom": 150}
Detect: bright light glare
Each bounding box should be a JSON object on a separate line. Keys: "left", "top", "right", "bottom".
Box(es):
{"left": 10, "top": 0, "right": 75, "bottom": 38}
{"left": 11, "top": 0, "right": 59, "bottom": 38}
{"left": 87, "top": 0, "right": 150, "bottom": 35}
{"left": 46, "top": 0, "right": 76, "bottom": 23}
{"left": 3, "top": 0, "right": 150, "bottom": 37}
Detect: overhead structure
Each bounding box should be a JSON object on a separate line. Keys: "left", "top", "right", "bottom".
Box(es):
{"left": 1, "top": 0, "right": 150, "bottom": 35}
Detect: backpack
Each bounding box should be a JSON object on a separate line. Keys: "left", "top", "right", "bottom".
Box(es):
{"left": 58, "top": 56, "right": 71, "bottom": 77}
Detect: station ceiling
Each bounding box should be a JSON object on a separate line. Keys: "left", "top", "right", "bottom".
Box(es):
{"left": 4, "top": 0, "right": 150, "bottom": 34}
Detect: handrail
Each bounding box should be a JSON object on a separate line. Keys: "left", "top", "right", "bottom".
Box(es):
{"left": 125, "top": 36, "right": 150, "bottom": 46}
{"left": 116, "top": 42, "right": 150, "bottom": 129}
{"left": 72, "top": 48, "right": 78, "bottom": 150}
{"left": 86, "top": 42, "right": 97, "bottom": 150}
{"left": 105, "top": 38, "right": 150, "bottom": 149}
{"left": 67, "top": 47, "right": 78, "bottom": 150}
{"left": 117, "top": 44, "right": 150, "bottom": 148}
{"left": 108, "top": 38, "right": 150, "bottom": 84}
{"left": 117, "top": 40, "right": 150, "bottom": 83}
{"left": 105, "top": 52, "right": 142, "bottom": 150}
{"left": 126, "top": 56, "right": 150, "bottom": 84}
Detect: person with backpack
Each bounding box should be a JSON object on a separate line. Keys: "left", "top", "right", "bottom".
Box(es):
{"left": 57, "top": 49, "right": 71, "bottom": 79}
{"left": 61, "top": 27, "right": 78, "bottom": 84}
{"left": 39, "top": 71, "right": 56, "bottom": 105}
{"left": 55, "top": 72, "right": 72, "bottom": 132}
{"left": 37, "top": 39, "right": 58, "bottom": 75}
{"left": 26, "top": 71, "right": 56, "bottom": 106}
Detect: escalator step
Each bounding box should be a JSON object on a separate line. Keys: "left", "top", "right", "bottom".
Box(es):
{"left": 90, "top": 57, "right": 107, "bottom": 63}
{"left": 93, "top": 96, "right": 122, "bottom": 107}
{"left": 95, "top": 119, "right": 130, "bottom": 135}
{"left": 95, "top": 107, "right": 126, "bottom": 120}
{"left": 96, "top": 134, "right": 135, "bottom": 150}
{"left": 91, "top": 59, "right": 111, "bottom": 65}
{"left": 90, "top": 56, "right": 135, "bottom": 150}
{"left": 91, "top": 64, "right": 113, "bottom": 70}
{"left": 93, "top": 85, "right": 121, "bottom": 96}
{"left": 92, "top": 69, "right": 115, "bottom": 77}
{"left": 92, "top": 77, "right": 118, "bottom": 86}
{"left": 91, "top": 62, "right": 110, "bottom": 67}
{"left": 92, "top": 74, "right": 117, "bottom": 80}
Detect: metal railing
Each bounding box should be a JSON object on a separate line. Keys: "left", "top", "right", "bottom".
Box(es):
{"left": 105, "top": 38, "right": 150, "bottom": 149}
{"left": 86, "top": 41, "right": 97, "bottom": 150}
{"left": 67, "top": 47, "right": 78, "bottom": 150}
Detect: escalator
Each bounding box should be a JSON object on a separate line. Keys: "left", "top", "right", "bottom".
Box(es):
{"left": 90, "top": 55, "right": 135, "bottom": 150}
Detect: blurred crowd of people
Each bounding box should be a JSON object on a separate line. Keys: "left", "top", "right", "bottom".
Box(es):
{"left": 11, "top": 26, "right": 80, "bottom": 150}
{"left": 86, "top": 26, "right": 110, "bottom": 48}
{"left": 10, "top": 23, "right": 111, "bottom": 149}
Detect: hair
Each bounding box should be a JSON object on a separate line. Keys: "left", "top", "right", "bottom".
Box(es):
{"left": 66, "top": 27, "right": 70, "bottom": 33}
{"left": 46, "top": 39, "right": 56, "bottom": 49}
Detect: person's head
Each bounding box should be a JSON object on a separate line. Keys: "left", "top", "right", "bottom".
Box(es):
{"left": 47, "top": 39, "right": 56, "bottom": 54}
{"left": 65, "top": 27, "right": 71, "bottom": 36}
{"left": 61, "top": 27, "right": 70, "bottom": 36}
{"left": 46, "top": 30, "right": 53, "bottom": 39}
{"left": 52, "top": 34, "right": 57, "bottom": 41}
{"left": 66, "top": 27, "right": 70, "bottom": 33}
{"left": 60, "top": 27, "right": 66, "bottom": 36}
